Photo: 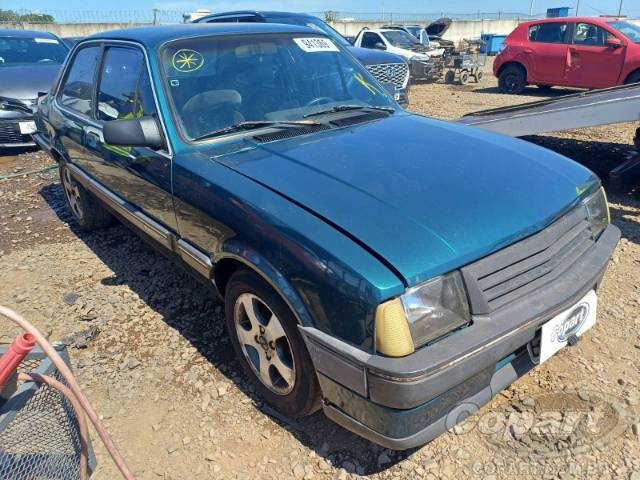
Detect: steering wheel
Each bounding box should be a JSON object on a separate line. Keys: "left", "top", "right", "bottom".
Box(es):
{"left": 305, "top": 97, "right": 334, "bottom": 107}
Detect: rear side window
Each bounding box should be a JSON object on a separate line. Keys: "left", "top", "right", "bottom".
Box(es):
{"left": 361, "top": 32, "right": 383, "bottom": 49}
{"left": 528, "top": 23, "right": 568, "bottom": 44}
{"left": 573, "top": 23, "right": 615, "bottom": 46}
{"left": 96, "top": 47, "right": 156, "bottom": 121}
{"left": 58, "top": 46, "right": 100, "bottom": 116}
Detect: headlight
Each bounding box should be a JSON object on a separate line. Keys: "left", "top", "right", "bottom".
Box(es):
{"left": 375, "top": 271, "right": 471, "bottom": 357}
{"left": 583, "top": 187, "right": 610, "bottom": 239}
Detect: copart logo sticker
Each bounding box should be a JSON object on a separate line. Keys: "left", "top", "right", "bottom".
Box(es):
{"left": 172, "top": 49, "right": 204, "bottom": 72}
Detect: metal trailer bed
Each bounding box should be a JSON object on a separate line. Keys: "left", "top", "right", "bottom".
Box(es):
{"left": 457, "top": 83, "right": 640, "bottom": 186}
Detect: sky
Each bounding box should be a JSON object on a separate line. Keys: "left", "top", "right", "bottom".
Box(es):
{"left": 1, "top": 0, "right": 638, "bottom": 18}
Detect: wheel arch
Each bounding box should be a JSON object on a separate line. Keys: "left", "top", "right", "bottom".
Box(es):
{"left": 497, "top": 61, "right": 528, "bottom": 80}
{"left": 624, "top": 67, "right": 640, "bottom": 84}
{"left": 213, "top": 249, "right": 312, "bottom": 328}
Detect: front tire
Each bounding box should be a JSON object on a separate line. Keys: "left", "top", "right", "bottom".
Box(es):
{"left": 498, "top": 65, "right": 527, "bottom": 94}
{"left": 625, "top": 71, "right": 640, "bottom": 85}
{"left": 60, "top": 162, "right": 112, "bottom": 230}
{"left": 224, "top": 269, "right": 320, "bottom": 418}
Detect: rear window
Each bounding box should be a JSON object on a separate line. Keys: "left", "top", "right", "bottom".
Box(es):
{"left": 528, "top": 22, "right": 568, "bottom": 44}
{"left": 0, "top": 36, "right": 68, "bottom": 66}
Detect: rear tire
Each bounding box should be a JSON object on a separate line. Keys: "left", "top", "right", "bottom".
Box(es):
{"left": 498, "top": 64, "right": 527, "bottom": 94}
{"left": 59, "top": 162, "right": 112, "bottom": 230}
{"left": 444, "top": 70, "right": 455, "bottom": 84}
{"left": 224, "top": 268, "right": 320, "bottom": 418}
{"left": 459, "top": 70, "right": 470, "bottom": 85}
{"left": 475, "top": 71, "right": 484, "bottom": 83}
{"left": 625, "top": 71, "right": 640, "bottom": 85}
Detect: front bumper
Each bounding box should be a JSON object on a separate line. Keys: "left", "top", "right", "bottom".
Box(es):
{"left": 0, "top": 119, "right": 36, "bottom": 148}
{"left": 409, "top": 59, "right": 442, "bottom": 81}
{"left": 300, "top": 224, "right": 620, "bottom": 449}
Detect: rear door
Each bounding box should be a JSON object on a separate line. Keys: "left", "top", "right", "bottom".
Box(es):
{"left": 525, "top": 22, "right": 570, "bottom": 84}
{"left": 564, "top": 22, "right": 626, "bottom": 88}
{"left": 89, "top": 44, "right": 177, "bottom": 231}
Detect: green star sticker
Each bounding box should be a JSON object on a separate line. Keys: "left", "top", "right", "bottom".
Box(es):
{"left": 172, "top": 49, "right": 204, "bottom": 73}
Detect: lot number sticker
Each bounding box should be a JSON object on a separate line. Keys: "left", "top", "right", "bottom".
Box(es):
{"left": 294, "top": 37, "right": 339, "bottom": 53}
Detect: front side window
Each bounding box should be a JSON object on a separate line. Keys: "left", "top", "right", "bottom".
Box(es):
{"left": 573, "top": 23, "right": 615, "bottom": 46}
{"left": 59, "top": 46, "right": 100, "bottom": 116}
{"left": 0, "top": 36, "right": 68, "bottom": 66}
{"left": 97, "top": 47, "right": 156, "bottom": 122}
{"left": 361, "top": 32, "right": 384, "bottom": 49}
{"left": 161, "top": 34, "right": 394, "bottom": 140}
{"left": 608, "top": 21, "right": 640, "bottom": 43}
{"left": 528, "top": 22, "right": 568, "bottom": 44}
{"left": 382, "top": 30, "right": 421, "bottom": 48}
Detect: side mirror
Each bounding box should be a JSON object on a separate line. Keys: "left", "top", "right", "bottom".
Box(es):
{"left": 103, "top": 116, "right": 164, "bottom": 149}
{"left": 605, "top": 37, "right": 624, "bottom": 49}
{"left": 373, "top": 42, "right": 387, "bottom": 50}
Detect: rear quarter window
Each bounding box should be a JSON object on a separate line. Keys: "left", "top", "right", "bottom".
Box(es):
{"left": 528, "top": 22, "right": 568, "bottom": 44}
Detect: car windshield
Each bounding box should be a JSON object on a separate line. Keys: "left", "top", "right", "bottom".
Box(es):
{"left": 608, "top": 21, "right": 640, "bottom": 43}
{"left": 263, "top": 15, "right": 351, "bottom": 47}
{"left": 382, "top": 30, "right": 420, "bottom": 47}
{"left": 161, "top": 34, "right": 395, "bottom": 141}
{"left": 0, "top": 36, "right": 68, "bottom": 66}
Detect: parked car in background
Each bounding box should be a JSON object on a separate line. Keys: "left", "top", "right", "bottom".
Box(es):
{"left": 425, "top": 17, "right": 456, "bottom": 54}
{"left": 35, "top": 23, "right": 620, "bottom": 449}
{"left": 353, "top": 28, "right": 439, "bottom": 81}
{"left": 495, "top": 17, "right": 640, "bottom": 94}
{"left": 193, "top": 11, "right": 410, "bottom": 105}
{"left": 381, "top": 24, "right": 445, "bottom": 55}
{"left": 0, "top": 29, "right": 68, "bottom": 148}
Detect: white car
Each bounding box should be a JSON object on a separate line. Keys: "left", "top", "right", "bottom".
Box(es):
{"left": 353, "top": 28, "right": 444, "bottom": 80}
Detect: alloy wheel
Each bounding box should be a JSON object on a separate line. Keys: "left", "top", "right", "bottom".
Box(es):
{"left": 233, "top": 293, "right": 296, "bottom": 395}
{"left": 61, "top": 166, "right": 84, "bottom": 220}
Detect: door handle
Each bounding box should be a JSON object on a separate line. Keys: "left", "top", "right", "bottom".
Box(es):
{"left": 83, "top": 126, "right": 104, "bottom": 143}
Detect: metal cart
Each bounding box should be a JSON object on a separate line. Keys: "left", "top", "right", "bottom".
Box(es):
{"left": 443, "top": 42, "right": 487, "bottom": 85}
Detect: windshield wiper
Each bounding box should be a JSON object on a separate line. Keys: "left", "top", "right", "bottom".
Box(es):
{"left": 192, "top": 120, "right": 322, "bottom": 142}
{"left": 304, "top": 104, "right": 395, "bottom": 118}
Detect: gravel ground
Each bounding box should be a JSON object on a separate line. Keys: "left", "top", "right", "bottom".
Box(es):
{"left": 1, "top": 62, "right": 639, "bottom": 480}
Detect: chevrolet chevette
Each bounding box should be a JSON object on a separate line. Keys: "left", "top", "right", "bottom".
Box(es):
{"left": 34, "top": 24, "right": 620, "bottom": 449}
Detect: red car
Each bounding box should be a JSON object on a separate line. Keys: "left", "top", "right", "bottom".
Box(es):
{"left": 494, "top": 17, "right": 640, "bottom": 94}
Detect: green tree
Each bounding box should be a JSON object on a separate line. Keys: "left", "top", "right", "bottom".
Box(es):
{"left": 0, "top": 10, "right": 55, "bottom": 24}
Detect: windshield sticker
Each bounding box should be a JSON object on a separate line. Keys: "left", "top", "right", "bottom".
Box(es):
{"left": 354, "top": 72, "right": 382, "bottom": 95}
{"left": 172, "top": 49, "right": 204, "bottom": 73}
{"left": 293, "top": 37, "right": 339, "bottom": 53}
{"left": 34, "top": 38, "right": 59, "bottom": 44}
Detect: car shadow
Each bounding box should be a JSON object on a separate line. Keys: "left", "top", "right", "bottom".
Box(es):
{"left": 473, "top": 85, "right": 583, "bottom": 98}
{"left": 38, "top": 181, "right": 417, "bottom": 475}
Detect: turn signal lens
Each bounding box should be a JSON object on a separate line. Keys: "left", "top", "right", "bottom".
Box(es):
{"left": 583, "top": 187, "right": 610, "bottom": 239}
{"left": 375, "top": 298, "right": 415, "bottom": 357}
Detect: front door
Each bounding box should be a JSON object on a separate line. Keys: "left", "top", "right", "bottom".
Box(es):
{"left": 88, "top": 45, "right": 177, "bottom": 231}
{"left": 524, "top": 21, "right": 570, "bottom": 84}
{"left": 564, "top": 22, "right": 627, "bottom": 88}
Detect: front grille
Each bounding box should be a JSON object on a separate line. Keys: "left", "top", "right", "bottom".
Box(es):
{"left": 0, "top": 122, "right": 32, "bottom": 145}
{"left": 462, "top": 206, "right": 595, "bottom": 314}
{"left": 366, "top": 63, "right": 408, "bottom": 89}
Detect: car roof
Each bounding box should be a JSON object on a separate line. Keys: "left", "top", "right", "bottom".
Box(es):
{"left": 85, "top": 23, "right": 320, "bottom": 48}
{"left": 522, "top": 16, "right": 618, "bottom": 26}
{"left": 198, "top": 11, "right": 316, "bottom": 20}
{"left": 0, "top": 28, "right": 60, "bottom": 39}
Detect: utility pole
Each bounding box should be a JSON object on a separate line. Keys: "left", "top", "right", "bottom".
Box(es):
{"left": 576, "top": 0, "right": 580, "bottom": 16}
{"left": 618, "top": 0, "right": 623, "bottom": 17}
{"left": 529, "top": 0, "right": 534, "bottom": 16}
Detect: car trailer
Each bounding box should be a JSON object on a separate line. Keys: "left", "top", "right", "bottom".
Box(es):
{"left": 458, "top": 83, "right": 640, "bottom": 187}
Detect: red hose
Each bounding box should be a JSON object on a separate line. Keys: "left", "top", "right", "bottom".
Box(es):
{"left": 0, "top": 333, "right": 36, "bottom": 390}
{"left": 0, "top": 306, "right": 135, "bottom": 480}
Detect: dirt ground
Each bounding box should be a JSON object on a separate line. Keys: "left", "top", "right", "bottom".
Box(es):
{"left": 1, "top": 61, "right": 639, "bottom": 480}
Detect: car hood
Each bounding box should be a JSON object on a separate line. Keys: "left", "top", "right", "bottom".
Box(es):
{"left": 346, "top": 46, "right": 406, "bottom": 65}
{"left": 426, "top": 17, "right": 452, "bottom": 38}
{"left": 0, "top": 64, "right": 61, "bottom": 101}
{"left": 215, "top": 113, "right": 597, "bottom": 286}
